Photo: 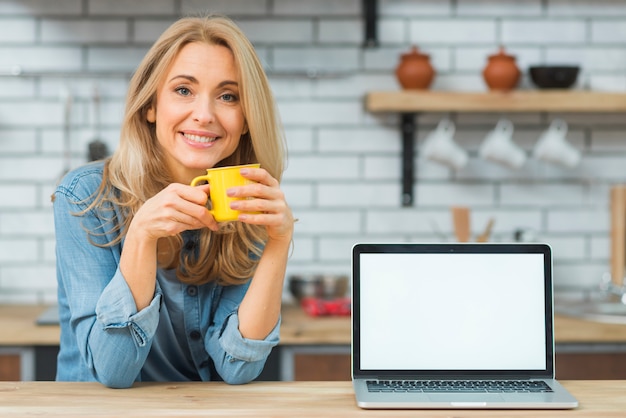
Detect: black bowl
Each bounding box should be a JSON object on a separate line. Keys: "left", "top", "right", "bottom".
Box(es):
{"left": 529, "top": 66, "right": 580, "bottom": 89}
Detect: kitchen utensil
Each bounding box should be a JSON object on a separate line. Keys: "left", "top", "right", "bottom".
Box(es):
{"left": 87, "top": 84, "right": 109, "bottom": 162}
{"left": 610, "top": 186, "right": 626, "bottom": 288}
{"left": 529, "top": 66, "right": 580, "bottom": 89}
{"left": 476, "top": 218, "right": 495, "bottom": 242}
{"left": 451, "top": 206, "right": 470, "bottom": 242}
{"left": 288, "top": 274, "right": 349, "bottom": 301}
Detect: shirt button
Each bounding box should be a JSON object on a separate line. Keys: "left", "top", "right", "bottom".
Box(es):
{"left": 187, "top": 286, "right": 198, "bottom": 296}
{"left": 189, "top": 330, "right": 202, "bottom": 340}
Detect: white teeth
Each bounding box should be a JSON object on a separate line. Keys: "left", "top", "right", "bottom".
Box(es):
{"left": 184, "top": 133, "right": 217, "bottom": 143}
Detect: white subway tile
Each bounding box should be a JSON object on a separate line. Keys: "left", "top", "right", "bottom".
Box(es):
{"left": 547, "top": 208, "right": 608, "bottom": 233}
{"left": 283, "top": 156, "right": 359, "bottom": 180}
{"left": 416, "top": 183, "right": 494, "bottom": 206}
{"left": 0, "top": 157, "right": 63, "bottom": 182}
{"left": 292, "top": 210, "right": 362, "bottom": 234}
{"left": 182, "top": 0, "right": 269, "bottom": 15}
{"left": 281, "top": 183, "right": 314, "bottom": 208}
{"left": 41, "top": 19, "right": 128, "bottom": 43}
{"left": 319, "top": 19, "right": 362, "bottom": 44}
{"left": 273, "top": 0, "right": 359, "bottom": 16}
{"left": 590, "top": 235, "right": 610, "bottom": 260}
{"left": 0, "top": 129, "right": 37, "bottom": 152}
{"left": 0, "top": 46, "right": 81, "bottom": 71}
{"left": 287, "top": 236, "right": 314, "bottom": 262}
{"left": 502, "top": 20, "right": 586, "bottom": 44}
{"left": 87, "top": 0, "right": 175, "bottom": 15}
{"left": 548, "top": 0, "right": 626, "bottom": 16}
{"left": 547, "top": 47, "right": 626, "bottom": 71}
{"left": 591, "top": 20, "right": 626, "bottom": 43}
{"left": 590, "top": 130, "right": 626, "bottom": 151}
{"left": 0, "top": 211, "right": 55, "bottom": 235}
{"left": 273, "top": 47, "right": 359, "bottom": 72}
{"left": 553, "top": 263, "right": 607, "bottom": 289}
{"left": 500, "top": 184, "right": 585, "bottom": 206}
{"left": 409, "top": 19, "right": 496, "bottom": 44}
{"left": 0, "top": 102, "right": 62, "bottom": 127}
{"left": 0, "top": 185, "right": 38, "bottom": 208}
{"left": 239, "top": 19, "right": 314, "bottom": 44}
{"left": 318, "top": 126, "right": 400, "bottom": 152}
{"left": 0, "top": 0, "right": 81, "bottom": 16}
{"left": 0, "top": 18, "right": 36, "bottom": 42}
{"left": 0, "top": 265, "right": 56, "bottom": 290}
{"left": 590, "top": 75, "right": 626, "bottom": 92}
{"left": 133, "top": 19, "right": 176, "bottom": 43}
{"left": 87, "top": 46, "right": 147, "bottom": 71}
{"left": 378, "top": 18, "right": 408, "bottom": 44}
{"left": 544, "top": 235, "right": 587, "bottom": 260}
{"left": 268, "top": 78, "right": 313, "bottom": 99}
{"left": 0, "top": 238, "right": 38, "bottom": 261}
{"left": 277, "top": 100, "right": 362, "bottom": 125}
{"left": 318, "top": 182, "right": 401, "bottom": 207}
{"left": 379, "top": 0, "right": 451, "bottom": 16}
{"left": 457, "top": 0, "right": 542, "bottom": 16}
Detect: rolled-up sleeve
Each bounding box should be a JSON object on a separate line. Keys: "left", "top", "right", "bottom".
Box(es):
{"left": 206, "top": 284, "right": 280, "bottom": 384}
{"left": 54, "top": 166, "right": 162, "bottom": 388}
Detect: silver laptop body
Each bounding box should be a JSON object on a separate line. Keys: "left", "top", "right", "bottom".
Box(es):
{"left": 351, "top": 243, "right": 578, "bottom": 409}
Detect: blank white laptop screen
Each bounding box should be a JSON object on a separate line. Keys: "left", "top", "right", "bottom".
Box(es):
{"left": 359, "top": 253, "right": 547, "bottom": 371}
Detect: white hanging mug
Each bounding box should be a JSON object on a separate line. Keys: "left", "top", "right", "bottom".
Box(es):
{"left": 533, "top": 119, "right": 581, "bottom": 168}
{"left": 479, "top": 119, "right": 526, "bottom": 169}
{"left": 421, "top": 119, "right": 468, "bottom": 170}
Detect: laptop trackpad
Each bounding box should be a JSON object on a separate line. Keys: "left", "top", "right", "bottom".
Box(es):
{"left": 427, "top": 393, "right": 506, "bottom": 403}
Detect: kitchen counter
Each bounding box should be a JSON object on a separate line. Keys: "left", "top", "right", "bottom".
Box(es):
{"left": 2, "top": 303, "right": 626, "bottom": 346}
{"left": 0, "top": 380, "right": 624, "bottom": 417}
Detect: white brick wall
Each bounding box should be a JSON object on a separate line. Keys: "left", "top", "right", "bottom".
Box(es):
{"left": 1, "top": 0, "right": 626, "bottom": 303}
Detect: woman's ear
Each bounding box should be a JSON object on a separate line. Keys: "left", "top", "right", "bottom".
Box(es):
{"left": 242, "top": 121, "right": 249, "bottom": 135}
{"left": 147, "top": 106, "right": 156, "bottom": 123}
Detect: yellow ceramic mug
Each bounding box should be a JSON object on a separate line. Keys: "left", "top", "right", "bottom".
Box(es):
{"left": 190, "top": 163, "right": 260, "bottom": 222}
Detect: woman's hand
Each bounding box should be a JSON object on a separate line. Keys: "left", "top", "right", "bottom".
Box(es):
{"left": 131, "top": 183, "right": 219, "bottom": 242}
{"left": 227, "top": 166, "right": 294, "bottom": 243}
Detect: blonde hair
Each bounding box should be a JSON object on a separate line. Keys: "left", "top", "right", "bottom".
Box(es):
{"left": 85, "top": 15, "right": 286, "bottom": 285}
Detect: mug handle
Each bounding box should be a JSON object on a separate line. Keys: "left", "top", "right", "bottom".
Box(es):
{"left": 190, "top": 175, "right": 210, "bottom": 187}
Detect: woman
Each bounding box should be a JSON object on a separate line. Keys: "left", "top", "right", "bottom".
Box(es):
{"left": 52, "top": 15, "right": 293, "bottom": 388}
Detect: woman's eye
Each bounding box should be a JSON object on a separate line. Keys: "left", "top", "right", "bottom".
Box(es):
{"left": 221, "top": 93, "right": 238, "bottom": 102}
{"left": 175, "top": 87, "right": 191, "bottom": 96}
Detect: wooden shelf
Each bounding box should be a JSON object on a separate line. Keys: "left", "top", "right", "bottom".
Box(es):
{"left": 366, "top": 90, "right": 626, "bottom": 113}
{"left": 365, "top": 90, "right": 626, "bottom": 206}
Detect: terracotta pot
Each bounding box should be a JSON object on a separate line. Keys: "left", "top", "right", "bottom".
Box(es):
{"left": 482, "top": 46, "right": 520, "bottom": 91}
{"left": 395, "top": 46, "right": 435, "bottom": 90}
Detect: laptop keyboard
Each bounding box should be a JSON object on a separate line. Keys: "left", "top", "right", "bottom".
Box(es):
{"left": 367, "top": 380, "right": 553, "bottom": 393}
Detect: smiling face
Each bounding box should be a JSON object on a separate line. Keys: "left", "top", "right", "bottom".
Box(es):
{"left": 147, "top": 42, "right": 246, "bottom": 184}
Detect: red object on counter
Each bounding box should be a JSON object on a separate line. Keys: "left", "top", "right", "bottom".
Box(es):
{"left": 300, "top": 297, "right": 351, "bottom": 316}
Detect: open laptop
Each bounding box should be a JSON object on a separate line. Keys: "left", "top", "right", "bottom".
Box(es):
{"left": 351, "top": 242, "right": 578, "bottom": 409}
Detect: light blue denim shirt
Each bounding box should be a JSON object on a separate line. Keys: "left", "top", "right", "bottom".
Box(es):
{"left": 53, "top": 161, "right": 280, "bottom": 388}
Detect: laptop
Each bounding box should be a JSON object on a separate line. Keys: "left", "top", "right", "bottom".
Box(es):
{"left": 351, "top": 242, "right": 578, "bottom": 409}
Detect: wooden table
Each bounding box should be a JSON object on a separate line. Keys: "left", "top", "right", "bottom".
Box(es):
{"left": 0, "top": 381, "right": 624, "bottom": 417}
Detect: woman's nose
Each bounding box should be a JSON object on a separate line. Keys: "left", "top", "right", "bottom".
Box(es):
{"left": 192, "top": 97, "right": 215, "bottom": 124}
